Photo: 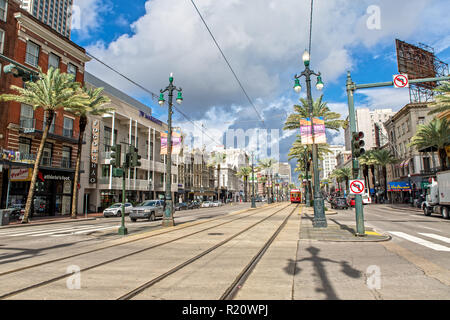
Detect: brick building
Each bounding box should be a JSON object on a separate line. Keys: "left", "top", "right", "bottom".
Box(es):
{"left": 0, "top": 0, "right": 90, "bottom": 216}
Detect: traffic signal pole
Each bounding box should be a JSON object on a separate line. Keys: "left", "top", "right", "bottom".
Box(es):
{"left": 346, "top": 72, "right": 450, "bottom": 236}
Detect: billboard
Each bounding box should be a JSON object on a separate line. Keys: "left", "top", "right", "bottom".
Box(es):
{"left": 396, "top": 39, "right": 437, "bottom": 89}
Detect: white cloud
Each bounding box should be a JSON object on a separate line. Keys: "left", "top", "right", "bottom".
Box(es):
{"left": 72, "top": 0, "right": 112, "bottom": 38}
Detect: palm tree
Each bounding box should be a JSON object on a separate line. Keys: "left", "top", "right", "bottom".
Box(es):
{"left": 428, "top": 81, "right": 450, "bottom": 116}
{"left": 0, "top": 68, "right": 86, "bottom": 223}
{"left": 236, "top": 167, "right": 252, "bottom": 202}
{"left": 335, "top": 168, "right": 352, "bottom": 194}
{"left": 359, "top": 150, "right": 377, "bottom": 191}
{"left": 284, "top": 94, "right": 345, "bottom": 132}
{"left": 409, "top": 117, "right": 450, "bottom": 170}
{"left": 207, "top": 152, "right": 226, "bottom": 202}
{"left": 371, "top": 149, "right": 398, "bottom": 201}
{"left": 258, "top": 158, "right": 276, "bottom": 202}
{"left": 65, "top": 87, "right": 112, "bottom": 219}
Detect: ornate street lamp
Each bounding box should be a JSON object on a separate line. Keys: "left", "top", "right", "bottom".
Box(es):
{"left": 159, "top": 73, "right": 183, "bottom": 227}
{"left": 251, "top": 152, "right": 256, "bottom": 208}
{"left": 293, "top": 50, "right": 327, "bottom": 228}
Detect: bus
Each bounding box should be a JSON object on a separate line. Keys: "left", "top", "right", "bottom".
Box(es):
{"left": 290, "top": 189, "right": 302, "bottom": 203}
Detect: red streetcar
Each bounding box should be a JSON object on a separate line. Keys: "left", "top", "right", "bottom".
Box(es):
{"left": 290, "top": 189, "right": 302, "bottom": 203}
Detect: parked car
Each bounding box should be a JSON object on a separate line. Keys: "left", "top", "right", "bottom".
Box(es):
{"left": 201, "top": 201, "right": 212, "bottom": 208}
{"left": 211, "top": 201, "right": 222, "bottom": 207}
{"left": 175, "top": 202, "right": 188, "bottom": 211}
{"left": 103, "top": 203, "right": 133, "bottom": 217}
{"left": 130, "top": 200, "right": 164, "bottom": 222}
{"left": 188, "top": 201, "right": 200, "bottom": 209}
{"left": 331, "top": 197, "right": 348, "bottom": 210}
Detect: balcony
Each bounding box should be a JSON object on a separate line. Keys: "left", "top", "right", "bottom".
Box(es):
{"left": 19, "top": 118, "right": 79, "bottom": 144}
{"left": 420, "top": 166, "right": 445, "bottom": 176}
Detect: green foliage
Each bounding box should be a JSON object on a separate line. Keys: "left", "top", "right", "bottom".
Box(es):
{"left": 428, "top": 81, "right": 450, "bottom": 115}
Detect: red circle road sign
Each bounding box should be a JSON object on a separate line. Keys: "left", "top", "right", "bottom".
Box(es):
{"left": 350, "top": 180, "right": 365, "bottom": 195}
{"left": 393, "top": 74, "right": 409, "bottom": 88}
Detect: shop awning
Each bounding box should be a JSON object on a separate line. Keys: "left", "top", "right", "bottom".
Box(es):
{"left": 193, "top": 192, "right": 216, "bottom": 196}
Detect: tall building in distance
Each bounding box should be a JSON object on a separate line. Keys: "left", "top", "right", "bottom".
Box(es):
{"left": 319, "top": 145, "right": 345, "bottom": 179}
{"left": 345, "top": 108, "right": 396, "bottom": 152}
{"left": 21, "top": 0, "right": 73, "bottom": 38}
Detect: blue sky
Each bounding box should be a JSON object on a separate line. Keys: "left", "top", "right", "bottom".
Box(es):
{"left": 71, "top": 0, "right": 450, "bottom": 184}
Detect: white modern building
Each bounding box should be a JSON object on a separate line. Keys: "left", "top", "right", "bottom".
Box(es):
{"left": 319, "top": 145, "right": 345, "bottom": 179}
{"left": 345, "top": 108, "right": 396, "bottom": 152}
{"left": 21, "top": 0, "right": 73, "bottom": 38}
{"left": 78, "top": 72, "right": 179, "bottom": 213}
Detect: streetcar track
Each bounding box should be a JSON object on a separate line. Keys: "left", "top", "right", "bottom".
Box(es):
{"left": 0, "top": 203, "right": 287, "bottom": 300}
{"left": 0, "top": 204, "right": 279, "bottom": 277}
{"left": 220, "top": 204, "right": 298, "bottom": 300}
{"left": 118, "top": 204, "right": 297, "bottom": 300}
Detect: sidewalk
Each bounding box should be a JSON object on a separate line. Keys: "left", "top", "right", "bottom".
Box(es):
{"left": 300, "top": 206, "right": 391, "bottom": 242}
{"left": 2, "top": 212, "right": 103, "bottom": 228}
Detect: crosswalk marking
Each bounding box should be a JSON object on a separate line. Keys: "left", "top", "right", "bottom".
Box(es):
{"left": 30, "top": 225, "right": 114, "bottom": 237}
{"left": 51, "top": 226, "right": 118, "bottom": 237}
{"left": 388, "top": 231, "right": 450, "bottom": 252}
{"left": 0, "top": 225, "right": 96, "bottom": 237}
{"left": 418, "top": 233, "right": 450, "bottom": 244}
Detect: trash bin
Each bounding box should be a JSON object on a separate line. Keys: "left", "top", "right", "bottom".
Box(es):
{"left": 0, "top": 209, "right": 12, "bottom": 226}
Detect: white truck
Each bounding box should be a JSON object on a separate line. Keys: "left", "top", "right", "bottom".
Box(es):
{"left": 422, "top": 170, "right": 450, "bottom": 219}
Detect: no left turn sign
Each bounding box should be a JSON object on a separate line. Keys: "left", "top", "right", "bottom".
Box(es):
{"left": 393, "top": 74, "right": 409, "bottom": 88}
{"left": 349, "top": 180, "right": 365, "bottom": 195}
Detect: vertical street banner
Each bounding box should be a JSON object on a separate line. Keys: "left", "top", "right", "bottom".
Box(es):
{"left": 300, "top": 117, "right": 326, "bottom": 144}
{"left": 160, "top": 130, "right": 182, "bottom": 155}
{"left": 89, "top": 119, "right": 100, "bottom": 184}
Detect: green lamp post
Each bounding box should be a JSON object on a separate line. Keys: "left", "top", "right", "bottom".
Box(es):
{"left": 159, "top": 73, "right": 183, "bottom": 227}
{"left": 293, "top": 50, "right": 327, "bottom": 228}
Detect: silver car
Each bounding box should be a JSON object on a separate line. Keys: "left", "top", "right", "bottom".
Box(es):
{"left": 130, "top": 200, "right": 164, "bottom": 222}
{"left": 103, "top": 203, "right": 133, "bottom": 217}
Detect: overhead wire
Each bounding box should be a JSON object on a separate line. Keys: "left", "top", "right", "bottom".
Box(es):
{"left": 86, "top": 51, "right": 223, "bottom": 147}
{"left": 189, "top": 0, "right": 266, "bottom": 127}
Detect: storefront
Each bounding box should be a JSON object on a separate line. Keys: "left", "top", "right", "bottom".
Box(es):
{"left": 387, "top": 181, "right": 411, "bottom": 204}
{"left": 7, "top": 168, "right": 74, "bottom": 217}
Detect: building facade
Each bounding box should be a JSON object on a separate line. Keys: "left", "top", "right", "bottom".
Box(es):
{"left": 0, "top": 0, "right": 89, "bottom": 216}
{"left": 383, "top": 103, "right": 440, "bottom": 203}
{"left": 319, "top": 145, "right": 345, "bottom": 180}
{"left": 20, "top": 0, "right": 73, "bottom": 38}
{"left": 78, "top": 72, "right": 179, "bottom": 213}
{"left": 345, "top": 108, "right": 395, "bottom": 151}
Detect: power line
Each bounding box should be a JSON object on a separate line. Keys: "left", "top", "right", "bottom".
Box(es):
{"left": 86, "top": 51, "right": 223, "bottom": 147}
{"left": 189, "top": 0, "right": 265, "bottom": 127}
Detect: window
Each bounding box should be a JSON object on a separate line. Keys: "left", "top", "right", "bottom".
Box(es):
{"left": 48, "top": 53, "right": 60, "bottom": 70}
{"left": 0, "top": 0, "right": 7, "bottom": 22}
{"left": 18, "top": 137, "right": 32, "bottom": 158}
{"left": 0, "top": 29, "right": 4, "bottom": 54}
{"left": 104, "top": 126, "right": 117, "bottom": 151}
{"left": 61, "top": 146, "right": 71, "bottom": 168}
{"left": 63, "top": 117, "right": 74, "bottom": 137}
{"left": 25, "top": 41, "right": 40, "bottom": 67}
{"left": 20, "top": 104, "right": 34, "bottom": 129}
{"left": 67, "top": 63, "right": 77, "bottom": 80}
{"left": 41, "top": 142, "right": 53, "bottom": 166}
{"left": 101, "top": 165, "right": 110, "bottom": 178}
{"left": 418, "top": 117, "right": 425, "bottom": 125}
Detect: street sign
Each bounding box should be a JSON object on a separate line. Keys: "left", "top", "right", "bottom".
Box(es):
{"left": 393, "top": 74, "right": 409, "bottom": 88}
{"left": 349, "top": 180, "right": 365, "bottom": 195}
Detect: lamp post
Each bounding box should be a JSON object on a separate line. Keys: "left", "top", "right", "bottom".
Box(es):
{"left": 293, "top": 50, "right": 327, "bottom": 228}
{"left": 251, "top": 152, "right": 256, "bottom": 208}
{"left": 159, "top": 73, "right": 183, "bottom": 227}
{"left": 408, "top": 173, "right": 413, "bottom": 207}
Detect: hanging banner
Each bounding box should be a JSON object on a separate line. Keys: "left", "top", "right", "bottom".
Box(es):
{"left": 300, "top": 117, "right": 326, "bottom": 145}
{"left": 160, "top": 130, "right": 182, "bottom": 155}
{"left": 89, "top": 119, "right": 100, "bottom": 184}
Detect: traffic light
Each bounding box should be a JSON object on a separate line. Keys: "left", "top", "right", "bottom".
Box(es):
{"left": 352, "top": 131, "right": 365, "bottom": 157}
{"left": 130, "top": 146, "right": 142, "bottom": 168}
{"left": 110, "top": 145, "right": 121, "bottom": 167}
{"left": 124, "top": 152, "right": 131, "bottom": 169}
{"left": 3, "top": 64, "right": 36, "bottom": 82}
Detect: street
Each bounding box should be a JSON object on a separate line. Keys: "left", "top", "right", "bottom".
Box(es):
{"left": 0, "top": 203, "right": 448, "bottom": 300}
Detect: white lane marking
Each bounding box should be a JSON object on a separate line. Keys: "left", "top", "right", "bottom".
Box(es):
{"left": 2, "top": 225, "right": 96, "bottom": 237}
{"left": 30, "top": 225, "right": 111, "bottom": 237}
{"left": 51, "top": 226, "right": 118, "bottom": 236}
{"left": 419, "top": 233, "right": 450, "bottom": 244}
{"left": 388, "top": 231, "right": 450, "bottom": 252}
{"left": 419, "top": 226, "right": 443, "bottom": 232}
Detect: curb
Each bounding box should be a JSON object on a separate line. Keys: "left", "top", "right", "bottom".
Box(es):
{"left": 0, "top": 217, "right": 98, "bottom": 229}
